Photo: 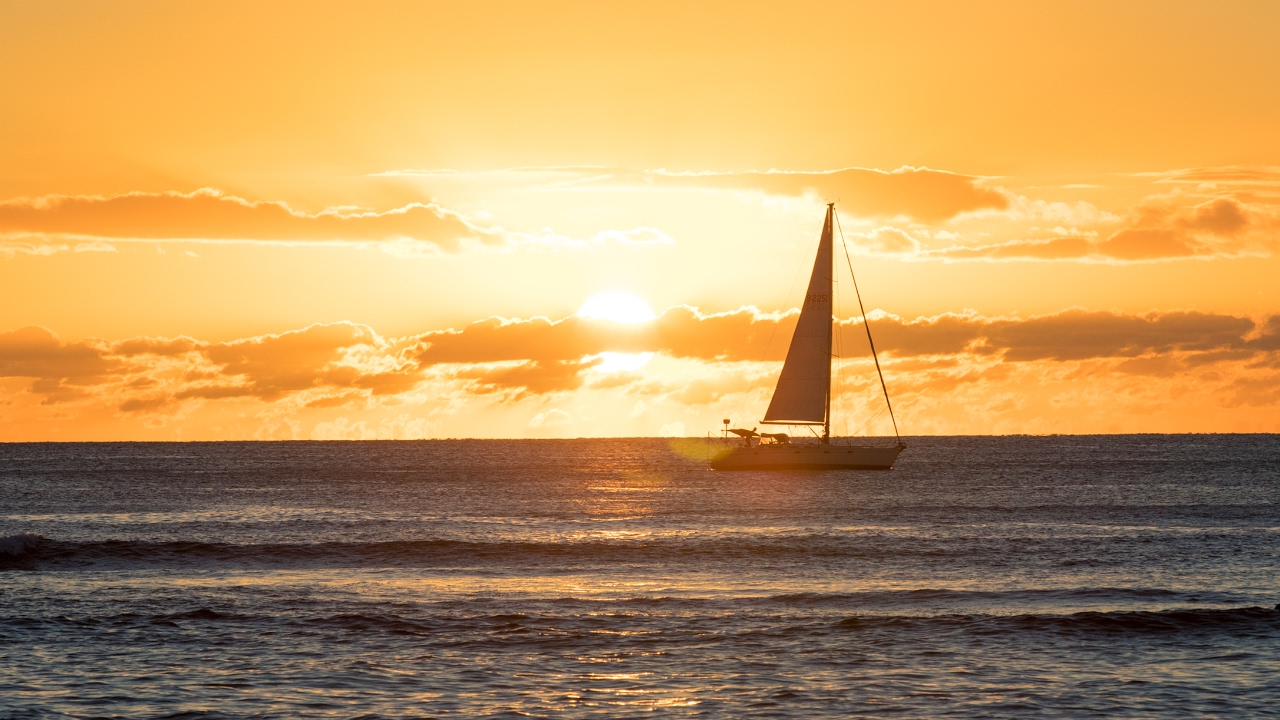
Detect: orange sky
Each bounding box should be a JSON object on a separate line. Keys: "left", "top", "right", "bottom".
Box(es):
{"left": 2, "top": 1, "right": 1279, "bottom": 440}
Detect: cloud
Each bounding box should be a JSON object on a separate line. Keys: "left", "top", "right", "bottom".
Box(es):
{"left": 587, "top": 227, "right": 676, "bottom": 245}
{"left": 460, "top": 358, "right": 602, "bottom": 397}
{"left": 606, "top": 166, "right": 1009, "bottom": 221}
{"left": 0, "top": 189, "right": 489, "bottom": 251}
{"left": 971, "top": 310, "right": 1259, "bottom": 361}
{"left": 410, "top": 307, "right": 799, "bottom": 369}
{"left": 0, "top": 326, "right": 110, "bottom": 378}
{"left": 383, "top": 165, "right": 1008, "bottom": 221}
{"left": 529, "top": 408, "right": 573, "bottom": 428}
{"left": 4, "top": 307, "right": 1278, "bottom": 428}
{"left": 836, "top": 309, "right": 1274, "bottom": 363}
{"left": 184, "top": 322, "right": 418, "bottom": 402}
{"left": 73, "top": 241, "right": 118, "bottom": 253}
{"left": 414, "top": 305, "right": 1280, "bottom": 371}
{"left": 0, "top": 242, "right": 71, "bottom": 258}
{"left": 658, "top": 421, "right": 685, "bottom": 437}
{"left": 0, "top": 326, "right": 121, "bottom": 403}
{"left": 1223, "top": 373, "right": 1280, "bottom": 408}
{"left": 1, "top": 239, "right": 122, "bottom": 257}
{"left": 118, "top": 396, "right": 171, "bottom": 413}
{"left": 0, "top": 189, "right": 676, "bottom": 254}
{"left": 1179, "top": 197, "right": 1250, "bottom": 234}
{"left": 1145, "top": 166, "right": 1280, "bottom": 189}
{"left": 922, "top": 236, "right": 1095, "bottom": 261}
{"left": 847, "top": 226, "right": 923, "bottom": 254}
{"left": 1089, "top": 195, "right": 1266, "bottom": 260}
{"left": 0, "top": 321, "right": 421, "bottom": 411}
{"left": 923, "top": 196, "right": 1278, "bottom": 262}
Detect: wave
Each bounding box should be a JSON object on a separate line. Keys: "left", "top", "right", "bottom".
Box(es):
{"left": 764, "top": 587, "right": 1208, "bottom": 606}
{"left": 835, "top": 606, "right": 1280, "bottom": 635}
{"left": 0, "top": 533, "right": 1214, "bottom": 570}
{"left": 4, "top": 605, "right": 1277, "bottom": 641}
{"left": 0, "top": 535, "right": 954, "bottom": 570}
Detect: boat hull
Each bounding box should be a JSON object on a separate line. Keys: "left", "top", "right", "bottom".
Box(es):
{"left": 710, "top": 443, "right": 904, "bottom": 471}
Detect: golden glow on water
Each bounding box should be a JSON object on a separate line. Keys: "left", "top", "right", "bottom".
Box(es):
{"left": 667, "top": 439, "right": 724, "bottom": 461}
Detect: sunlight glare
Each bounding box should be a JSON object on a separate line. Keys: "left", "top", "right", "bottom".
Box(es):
{"left": 592, "top": 352, "right": 654, "bottom": 373}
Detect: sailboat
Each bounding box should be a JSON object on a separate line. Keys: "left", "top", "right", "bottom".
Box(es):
{"left": 710, "top": 203, "right": 905, "bottom": 470}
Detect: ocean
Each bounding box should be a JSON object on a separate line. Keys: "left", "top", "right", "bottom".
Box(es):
{"left": 2, "top": 436, "right": 1278, "bottom": 718}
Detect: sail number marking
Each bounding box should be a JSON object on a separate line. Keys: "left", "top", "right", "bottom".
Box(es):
{"left": 805, "top": 293, "right": 829, "bottom": 303}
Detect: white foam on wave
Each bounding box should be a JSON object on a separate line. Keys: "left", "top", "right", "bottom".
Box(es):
{"left": 0, "top": 532, "right": 44, "bottom": 556}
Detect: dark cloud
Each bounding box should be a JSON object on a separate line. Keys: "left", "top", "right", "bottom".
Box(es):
{"left": 978, "top": 311, "right": 1255, "bottom": 361}
{"left": 1248, "top": 315, "right": 1280, "bottom": 351}
{"left": 837, "top": 309, "right": 1262, "bottom": 362}
{"left": 0, "top": 326, "right": 116, "bottom": 379}
{"left": 1179, "top": 197, "right": 1249, "bottom": 235}
{"left": 0, "top": 326, "right": 121, "bottom": 402}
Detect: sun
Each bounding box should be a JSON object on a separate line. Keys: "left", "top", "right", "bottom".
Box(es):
{"left": 576, "top": 292, "right": 656, "bottom": 324}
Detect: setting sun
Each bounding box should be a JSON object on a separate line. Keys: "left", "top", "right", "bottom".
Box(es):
{"left": 576, "top": 292, "right": 657, "bottom": 325}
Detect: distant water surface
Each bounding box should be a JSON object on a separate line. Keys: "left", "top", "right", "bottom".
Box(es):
{"left": 2, "top": 436, "right": 1278, "bottom": 718}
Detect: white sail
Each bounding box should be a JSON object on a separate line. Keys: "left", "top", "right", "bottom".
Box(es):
{"left": 763, "top": 205, "right": 833, "bottom": 425}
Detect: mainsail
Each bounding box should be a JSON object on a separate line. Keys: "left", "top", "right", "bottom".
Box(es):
{"left": 763, "top": 204, "right": 833, "bottom": 426}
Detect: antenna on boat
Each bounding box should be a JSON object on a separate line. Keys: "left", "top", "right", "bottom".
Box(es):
{"left": 833, "top": 208, "right": 903, "bottom": 447}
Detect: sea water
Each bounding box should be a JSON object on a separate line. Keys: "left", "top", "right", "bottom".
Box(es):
{"left": 1, "top": 436, "right": 1278, "bottom": 718}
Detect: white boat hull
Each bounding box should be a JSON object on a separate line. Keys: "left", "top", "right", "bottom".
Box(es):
{"left": 710, "top": 443, "right": 904, "bottom": 471}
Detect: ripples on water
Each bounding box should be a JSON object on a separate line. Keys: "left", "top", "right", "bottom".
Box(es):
{"left": 1, "top": 436, "right": 1278, "bottom": 717}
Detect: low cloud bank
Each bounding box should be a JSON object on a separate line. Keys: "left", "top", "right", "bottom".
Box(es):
{"left": 2, "top": 307, "right": 1277, "bottom": 411}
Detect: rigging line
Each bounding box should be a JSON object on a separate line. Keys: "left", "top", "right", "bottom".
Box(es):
{"left": 851, "top": 403, "right": 888, "bottom": 438}
{"left": 834, "top": 211, "right": 902, "bottom": 445}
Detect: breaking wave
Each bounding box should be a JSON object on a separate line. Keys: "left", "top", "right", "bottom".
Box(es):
{"left": 0, "top": 532, "right": 44, "bottom": 557}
